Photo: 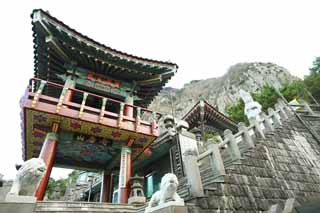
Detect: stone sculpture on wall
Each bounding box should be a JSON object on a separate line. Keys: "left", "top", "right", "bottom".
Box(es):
{"left": 146, "top": 173, "right": 184, "bottom": 212}
{"left": 239, "top": 89, "right": 262, "bottom": 122}
{"left": 7, "top": 158, "right": 46, "bottom": 197}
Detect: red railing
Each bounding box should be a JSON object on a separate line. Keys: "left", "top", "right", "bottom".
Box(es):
{"left": 22, "top": 78, "right": 162, "bottom": 136}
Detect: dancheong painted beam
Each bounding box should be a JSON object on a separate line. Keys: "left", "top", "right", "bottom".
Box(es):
{"left": 20, "top": 78, "right": 161, "bottom": 171}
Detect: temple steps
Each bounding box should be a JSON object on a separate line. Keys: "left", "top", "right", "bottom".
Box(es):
{"left": 34, "top": 201, "right": 139, "bottom": 212}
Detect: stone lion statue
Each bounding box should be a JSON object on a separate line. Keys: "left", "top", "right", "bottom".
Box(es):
{"left": 7, "top": 158, "right": 46, "bottom": 196}
{"left": 147, "top": 173, "right": 184, "bottom": 210}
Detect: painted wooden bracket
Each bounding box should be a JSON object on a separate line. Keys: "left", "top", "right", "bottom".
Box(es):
{"left": 31, "top": 80, "right": 46, "bottom": 108}
{"left": 78, "top": 92, "right": 88, "bottom": 119}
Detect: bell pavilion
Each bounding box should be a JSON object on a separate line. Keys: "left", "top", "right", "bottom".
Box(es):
{"left": 20, "top": 9, "right": 177, "bottom": 203}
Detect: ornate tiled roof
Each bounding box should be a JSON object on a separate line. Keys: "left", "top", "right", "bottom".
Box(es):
{"left": 31, "top": 9, "right": 178, "bottom": 107}
{"left": 182, "top": 100, "right": 238, "bottom": 132}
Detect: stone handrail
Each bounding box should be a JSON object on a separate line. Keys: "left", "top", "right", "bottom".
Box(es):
{"left": 196, "top": 98, "right": 294, "bottom": 182}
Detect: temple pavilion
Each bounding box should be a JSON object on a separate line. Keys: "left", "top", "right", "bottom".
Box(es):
{"left": 20, "top": 9, "right": 177, "bottom": 203}
{"left": 182, "top": 100, "right": 238, "bottom": 136}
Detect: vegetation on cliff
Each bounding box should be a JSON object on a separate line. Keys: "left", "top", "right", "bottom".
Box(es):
{"left": 226, "top": 57, "right": 320, "bottom": 124}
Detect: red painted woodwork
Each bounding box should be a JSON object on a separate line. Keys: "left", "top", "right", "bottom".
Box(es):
{"left": 65, "top": 89, "right": 73, "bottom": 103}
{"left": 35, "top": 132, "right": 58, "bottom": 200}
{"left": 22, "top": 78, "right": 160, "bottom": 137}
{"left": 100, "top": 173, "right": 111, "bottom": 202}
{"left": 87, "top": 72, "right": 120, "bottom": 88}
{"left": 118, "top": 147, "right": 132, "bottom": 204}
{"left": 124, "top": 96, "right": 134, "bottom": 118}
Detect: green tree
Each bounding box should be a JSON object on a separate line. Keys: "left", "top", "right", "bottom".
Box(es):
{"left": 305, "top": 58, "right": 320, "bottom": 102}
{"left": 226, "top": 99, "right": 248, "bottom": 125}
{"left": 45, "top": 178, "right": 57, "bottom": 199}
{"left": 281, "top": 80, "right": 307, "bottom": 102}
{"left": 309, "top": 56, "right": 320, "bottom": 75}
{"left": 252, "top": 85, "right": 279, "bottom": 112}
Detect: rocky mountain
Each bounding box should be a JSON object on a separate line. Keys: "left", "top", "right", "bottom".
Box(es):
{"left": 149, "top": 62, "right": 298, "bottom": 118}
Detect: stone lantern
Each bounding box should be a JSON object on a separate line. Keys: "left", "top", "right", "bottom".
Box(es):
{"left": 128, "top": 174, "right": 146, "bottom": 205}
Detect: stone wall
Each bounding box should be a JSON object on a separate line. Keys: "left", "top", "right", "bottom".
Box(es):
{"left": 0, "top": 181, "right": 12, "bottom": 201}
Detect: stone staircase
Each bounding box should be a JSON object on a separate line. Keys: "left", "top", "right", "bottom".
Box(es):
{"left": 34, "top": 201, "right": 140, "bottom": 213}
{"left": 177, "top": 99, "right": 303, "bottom": 201}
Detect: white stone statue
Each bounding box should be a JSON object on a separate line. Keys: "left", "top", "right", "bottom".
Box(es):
{"left": 7, "top": 158, "right": 46, "bottom": 196}
{"left": 239, "top": 89, "right": 262, "bottom": 121}
{"left": 146, "top": 173, "right": 184, "bottom": 212}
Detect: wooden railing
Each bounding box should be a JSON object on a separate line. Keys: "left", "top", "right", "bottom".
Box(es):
{"left": 22, "top": 78, "right": 162, "bottom": 136}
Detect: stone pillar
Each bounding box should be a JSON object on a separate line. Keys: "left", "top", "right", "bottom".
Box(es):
{"left": 260, "top": 112, "right": 274, "bottom": 132}
{"left": 164, "top": 115, "right": 176, "bottom": 136}
{"left": 268, "top": 107, "right": 282, "bottom": 127}
{"left": 118, "top": 147, "right": 132, "bottom": 204}
{"left": 191, "top": 128, "right": 203, "bottom": 146}
{"left": 206, "top": 141, "right": 226, "bottom": 180}
{"left": 35, "top": 132, "right": 58, "bottom": 201}
{"left": 238, "top": 122, "right": 254, "bottom": 149}
{"left": 64, "top": 76, "right": 76, "bottom": 102}
{"left": 301, "top": 100, "right": 315, "bottom": 115}
{"left": 124, "top": 96, "right": 134, "bottom": 118}
{"left": 277, "top": 99, "right": 293, "bottom": 116}
{"left": 100, "top": 171, "right": 111, "bottom": 203}
{"left": 183, "top": 149, "right": 204, "bottom": 198}
{"left": 249, "top": 117, "right": 265, "bottom": 139}
{"left": 224, "top": 129, "right": 241, "bottom": 163}
{"left": 275, "top": 103, "right": 288, "bottom": 120}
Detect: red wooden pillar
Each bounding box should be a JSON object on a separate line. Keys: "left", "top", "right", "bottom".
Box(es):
{"left": 34, "top": 131, "right": 58, "bottom": 200}
{"left": 64, "top": 76, "right": 76, "bottom": 102}
{"left": 118, "top": 147, "right": 132, "bottom": 203}
{"left": 124, "top": 96, "right": 134, "bottom": 118}
{"left": 100, "top": 172, "right": 112, "bottom": 202}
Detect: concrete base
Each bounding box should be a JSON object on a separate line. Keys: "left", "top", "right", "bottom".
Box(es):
{"left": 128, "top": 196, "right": 146, "bottom": 205}
{"left": 0, "top": 202, "right": 36, "bottom": 213}
{"left": 5, "top": 194, "right": 36, "bottom": 203}
{"left": 145, "top": 201, "right": 186, "bottom": 213}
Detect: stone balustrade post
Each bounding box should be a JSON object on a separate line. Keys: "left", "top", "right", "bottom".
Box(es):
{"left": 260, "top": 112, "right": 274, "bottom": 132}
{"left": 275, "top": 103, "right": 288, "bottom": 120}
{"left": 224, "top": 129, "right": 241, "bottom": 163}
{"left": 249, "top": 117, "right": 265, "bottom": 139}
{"left": 206, "top": 141, "right": 226, "bottom": 181}
{"left": 268, "top": 107, "right": 282, "bottom": 127}
{"left": 164, "top": 115, "right": 176, "bottom": 136}
{"left": 301, "top": 100, "right": 315, "bottom": 115}
{"left": 277, "top": 98, "right": 293, "bottom": 116}
{"left": 176, "top": 120, "right": 189, "bottom": 133}
{"left": 238, "top": 122, "right": 254, "bottom": 149}
{"left": 190, "top": 127, "right": 203, "bottom": 147}
{"left": 183, "top": 149, "right": 204, "bottom": 198}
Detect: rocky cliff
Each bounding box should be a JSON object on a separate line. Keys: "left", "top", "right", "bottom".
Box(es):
{"left": 149, "top": 62, "right": 298, "bottom": 118}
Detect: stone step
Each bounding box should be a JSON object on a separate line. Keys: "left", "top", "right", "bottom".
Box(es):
{"left": 35, "top": 201, "right": 139, "bottom": 212}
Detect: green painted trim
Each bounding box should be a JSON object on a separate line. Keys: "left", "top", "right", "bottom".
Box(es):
{"left": 46, "top": 132, "right": 58, "bottom": 141}
{"left": 121, "top": 146, "right": 131, "bottom": 153}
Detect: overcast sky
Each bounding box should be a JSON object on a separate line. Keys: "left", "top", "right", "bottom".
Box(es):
{"left": 0, "top": 0, "right": 319, "bottom": 180}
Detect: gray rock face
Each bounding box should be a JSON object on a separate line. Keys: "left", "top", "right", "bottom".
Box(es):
{"left": 150, "top": 62, "right": 297, "bottom": 117}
